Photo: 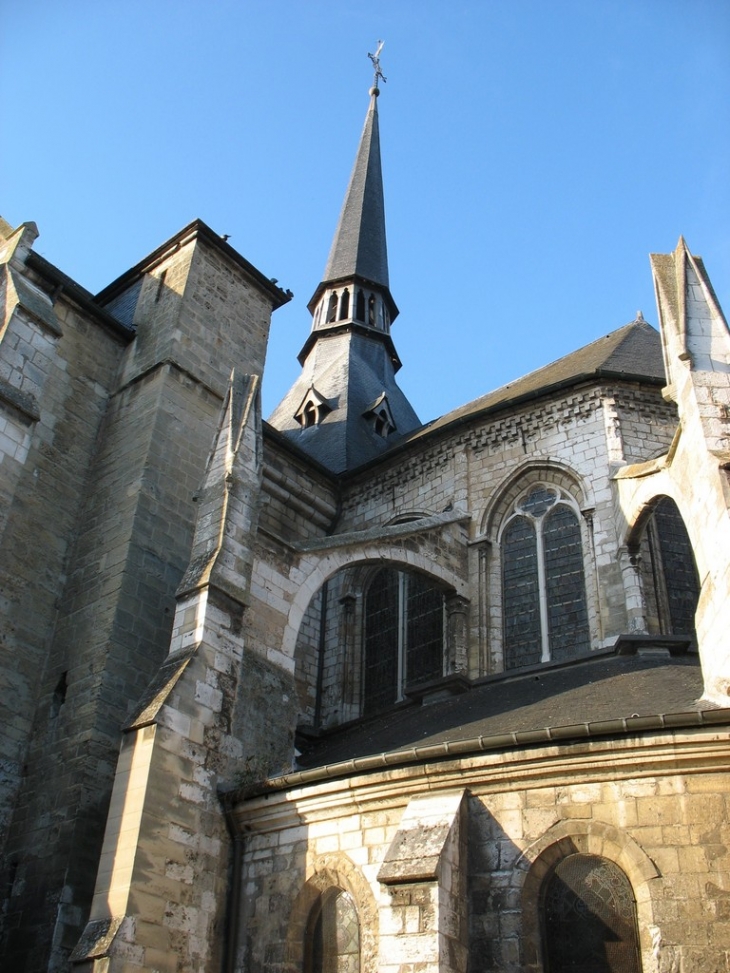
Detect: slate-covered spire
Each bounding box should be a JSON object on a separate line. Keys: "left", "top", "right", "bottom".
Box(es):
{"left": 321, "top": 86, "right": 390, "bottom": 291}
{"left": 268, "top": 56, "right": 421, "bottom": 474}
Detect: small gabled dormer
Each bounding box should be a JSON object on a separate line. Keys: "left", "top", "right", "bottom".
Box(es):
{"left": 294, "top": 387, "right": 332, "bottom": 429}
{"left": 363, "top": 393, "right": 396, "bottom": 438}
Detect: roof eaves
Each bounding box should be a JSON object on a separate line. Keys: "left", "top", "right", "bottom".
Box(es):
{"left": 227, "top": 707, "right": 730, "bottom": 801}
{"left": 25, "top": 252, "right": 134, "bottom": 341}
{"left": 340, "top": 369, "right": 664, "bottom": 483}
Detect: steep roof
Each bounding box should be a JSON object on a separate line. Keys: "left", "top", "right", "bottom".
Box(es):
{"left": 296, "top": 650, "right": 706, "bottom": 770}
{"left": 320, "top": 90, "right": 389, "bottom": 290}
{"left": 408, "top": 318, "right": 666, "bottom": 441}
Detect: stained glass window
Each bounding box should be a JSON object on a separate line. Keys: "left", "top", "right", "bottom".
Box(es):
{"left": 363, "top": 568, "right": 444, "bottom": 714}
{"left": 308, "top": 889, "right": 360, "bottom": 973}
{"left": 543, "top": 854, "right": 642, "bottom": 973}
{"left": 640, "top": 497, "right": 699, "bottom": 639}
{"left": 502, "top": 486, "right": 590, "bottom": 668}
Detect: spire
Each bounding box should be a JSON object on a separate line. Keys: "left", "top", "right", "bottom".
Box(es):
{"left": 268, "top": 47, "right": 420, "bottom": 474}
{"left": 320, "top": 87, "right": 389, "bottom": 292}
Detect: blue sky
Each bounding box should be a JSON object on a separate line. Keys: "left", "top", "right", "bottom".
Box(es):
{"left": 2, "top": 1, "right": 728, "bottom": 421}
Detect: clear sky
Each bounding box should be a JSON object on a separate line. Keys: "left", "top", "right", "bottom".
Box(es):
{"left": 2, "top": 0, "right": 728, "bottom": 422}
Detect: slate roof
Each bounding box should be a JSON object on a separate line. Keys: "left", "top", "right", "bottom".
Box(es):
{"left": 267, "top": 329, "right": 421, "bottom": 473}
{"left": 321, "top": 90, "right": 390, "bottom": 290}
{"left": 296, "top": 650, "right": 707, "bottom": 770}
{"left": 406, "top": 319, "right": 666, "bottom": 441}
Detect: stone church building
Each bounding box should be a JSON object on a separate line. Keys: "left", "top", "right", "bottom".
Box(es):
{"left": 1, "top": 79, "right": 729, "bottom": 973}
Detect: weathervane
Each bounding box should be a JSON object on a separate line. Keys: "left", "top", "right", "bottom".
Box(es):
{"left": 368, "top": 40, "right": 386, "bottom": 89}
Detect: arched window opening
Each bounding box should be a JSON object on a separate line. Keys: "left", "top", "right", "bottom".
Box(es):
{"left": 638, "top": 496, "right": 699, "bottom": 641}
{"left": 542, "top": 854, "right": 642, "bottom": 973}
{"left": 302, "top": 401, "right": 318, "bottom": 429}
{"left": 363, "top": 568, "right": 444, "bottom": 715}
{"left": 355, "top": 289, "right": 365, "bottom": 322}
{"left": 327, "top": 292, "right": 338, "bottom": 323}
{"left": 306, "top": 888, "right": 360, "bottom": 973}
{"left": 339, "top": 289, "right": 350, "bottom": 320}
{"left": 501, "top": 485, "right": 590, "bottom": 669}
{"left": 373, "top": 408, "right": 394, "bottom": 438}
{"left": 367, "top": 294, "right": 376, "bottom": 327}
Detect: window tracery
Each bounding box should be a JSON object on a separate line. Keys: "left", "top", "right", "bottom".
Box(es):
{"left": 542, "top": 854, "right": 642, "bottom": 972}
{"left": 501, "top": 484, "right": 589, "bottom": 668}
{"left": 306, "top": 888, "right": 360, "bottom": 973}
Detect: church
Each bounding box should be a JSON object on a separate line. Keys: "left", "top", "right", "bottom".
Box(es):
{"left": 1, "top": 65, "right": 729, "bottom": 973}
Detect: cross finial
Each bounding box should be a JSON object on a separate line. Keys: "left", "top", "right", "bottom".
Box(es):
{"left": 368, "top": 40, "right": 386, "bottom": 89}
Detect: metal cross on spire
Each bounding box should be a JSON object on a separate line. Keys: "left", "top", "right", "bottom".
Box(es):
{"left": 368, "top": 40, "right": 386, "bottom": 89}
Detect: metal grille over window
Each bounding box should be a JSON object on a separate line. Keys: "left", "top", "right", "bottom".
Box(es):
{"left": 363, "top": 568, "right": 444, "bottom": 715}
{"left": 543, "top": 854, "right": 642, "bottom": 973}
{"left": 502, "top": 485, "right": 590, "bottom": 668}
{"left": 309, "top": 889, "right": 360, "bottom": 973}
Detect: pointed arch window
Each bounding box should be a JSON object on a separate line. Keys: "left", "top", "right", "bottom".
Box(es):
{"left": 363, "top": 393, "right": 396, "bottom": 439}
{"left": 501, "top": 485, "right": 590, "bottom": 669}
{"left": 363, "top": 568, "right": 444, "bottom": 715}
{"left": 326, "top": 292, "right": 338, "bottom": 323}
{"left": 542, "top": 854, "right": 642, "bottom": 972}
{"left": 367, "top": 294, "right": 376, "bottom": 327}
{"left": 638, "top": 496, "right": 699, "bottom": 640}
{"left": 355, "top": 289, "right": 365, "bottom": 322}
{"left": 306, "top": 888, "right": 360, "bottom": 973}
{"left": 294, "top": 388, "right": 332, "bottom": 429}
{"left": 339, "top": 289, "right": 350, "bottom": 321}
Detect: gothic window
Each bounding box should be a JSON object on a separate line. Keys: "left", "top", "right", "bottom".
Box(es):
{"left": 363, "top": 568, "right": 444, "bottom": 715}
{"left": 363, "top": 394, "right": 396, "bottom": 438}
{"left": 542, "top": 854, "right": 642, "bottom": 973}
{"left": 367, "top": 294, "right": 376, "bottom": 327}
{"left": 339, "top": 289, "right": 350, "bottom": 320}
{"left": 638, "top": 496, "right": 699, "bottom": 640}
{"left": 373, "top": 408, "right": 394, "bottom": 437}
{"left": 306, "top": 888, "right": 360, "bottom": 973}
{"left": 501, "top": 485, "right": 590, "bottom": 669}
{"left": 355, "top": 289, "right": 365, "bottom": 322}
{"left": 302, "top": 401, "right": 317, "bottom": 428}
{"left": 295, "top": 388, "right": 332, "bottom": 429}
{"left": 327, "top": 292, "right": 338, "bottom": 323}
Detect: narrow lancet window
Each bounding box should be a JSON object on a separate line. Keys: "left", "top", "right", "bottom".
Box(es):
{"left": 368, "top": 294, "right": 376, "bottom": 327}
{"left": 339, "top": 289, "right": 350, "bottom": 320}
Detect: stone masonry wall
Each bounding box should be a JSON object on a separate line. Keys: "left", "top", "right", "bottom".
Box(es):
{"left": 233, "top": 727, "right": 730, "bottom": 973}
{"left": 0, "top": 253, "right": 129, "bottom": 864}
{"left": 2, "top": 363, "right": 225, "bottom": 971}
{"left": 1, "top": 226, "right": 280, "bottom": 972}
{"left": 335, "top": 381, "right": 676, "bottom": 670}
